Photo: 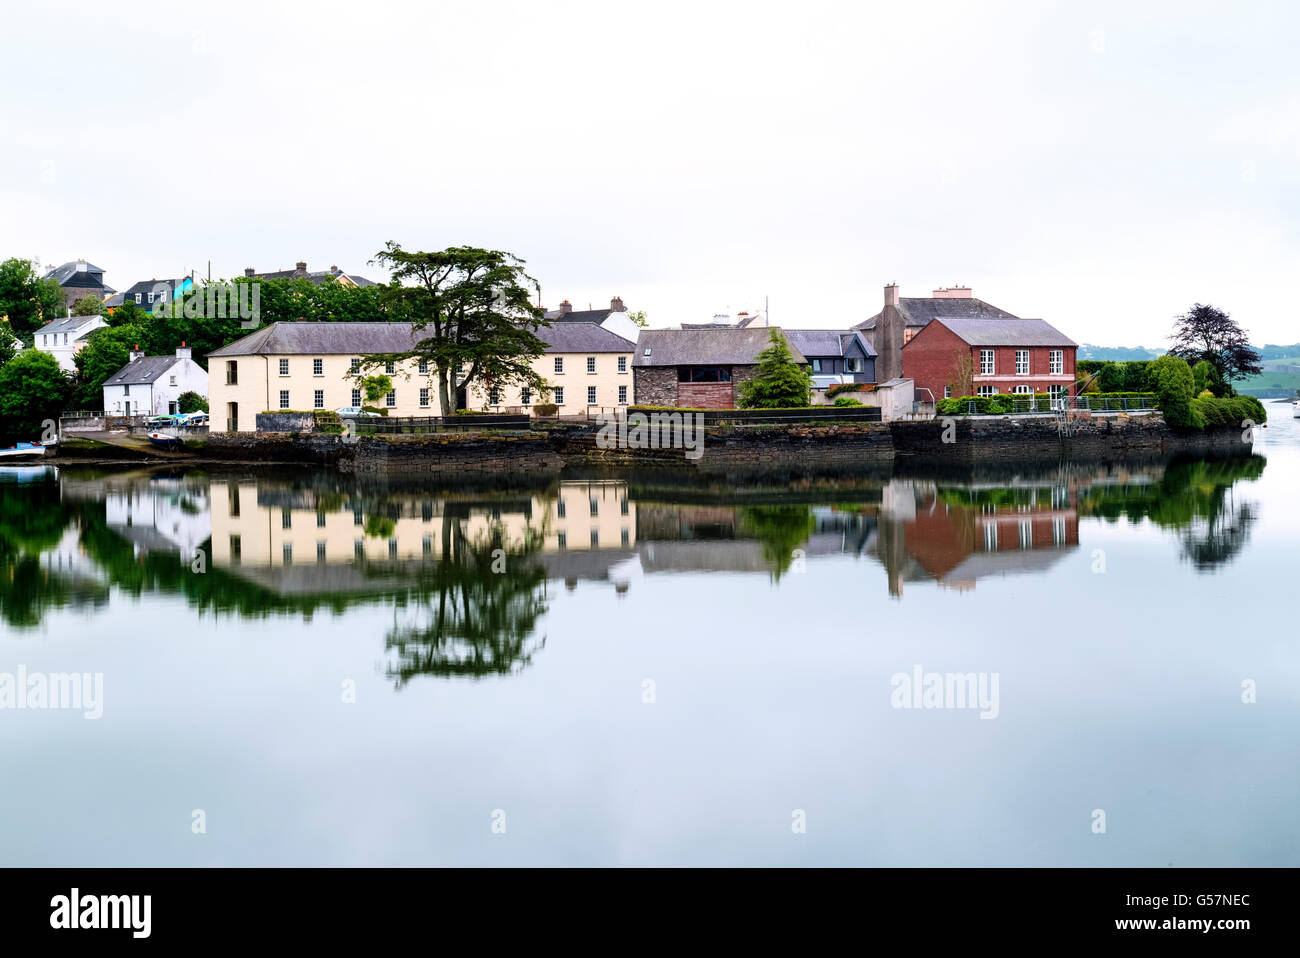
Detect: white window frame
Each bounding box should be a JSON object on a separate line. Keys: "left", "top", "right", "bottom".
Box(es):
{"left": 944, "top": 386, "right": 952, "bottom": 398}
{"left": 313, "top": 390, "right": 324, "bottom": 409}
{"left": 279, "top": 358, "right": 290, "bottom": 376}
{"left": 279, "top": 390, "right": 290, "bottom": 409}
{"left": 1013, "top": 384, "right": 1032, "bottom": 394}
{"left": 312, "top": 358, "right": 323, "bottom": 376}
{"left": 617, "top": 356, "right": 627, "bottom": 373}
{"left": 351, "top": 388, "right": 361, "bottom": 407}
{"left": 1015, "top": 349, "right": 1029, "bottom": 375}
{"left": 1049, "top": 349, "right": 1064, "bottom": 375}
{"left": 587, "top": 385, "right": 597, "bottom": 405}
{"left": 586, "top": 356, "right": 596, "bottom": 374}
{"left": 553, "top": 386, "right": 564, "bottom": 405}
{"left": 979, "top": 349, "right": 995, "bottom": 375}
{"left": 554, "top": 357, "right": 564, "bottom": 374}
{"left": 976, "top": 385, "right": 997, "bottom": 397}
{"left": 419, "top": 388, "right": 430, "bottom": 408}
{"left": 385, "top": 390, "right": 396, "bottom": 408}
{"left": 618, "top": 384, "right": 628, "bottom": 404}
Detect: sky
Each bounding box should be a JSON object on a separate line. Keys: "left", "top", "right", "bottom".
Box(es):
{"left": 2, "top": 0, "right": 1298, "bottom": 347}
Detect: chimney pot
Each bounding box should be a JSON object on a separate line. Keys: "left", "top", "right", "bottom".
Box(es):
{"left": 244, "top": 267, "right": 255, "bottom": 277}
{"left": 884, "top": 283, "right": 900, "bottom": 307}
{"left": 559, "top": 300, "right": 573, "bottom": 314}
{"left": 295, "top": 261, "right": 307, "bottom": 273}
{"left": 610, "top": 295, "right": 625, "bottom": 312}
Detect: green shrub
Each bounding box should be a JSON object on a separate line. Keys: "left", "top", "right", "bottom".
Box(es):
{"left": 533, "top": 403, "right": 558, "bottom": 417}
{"left": 177, "top": 391, "right": 208, "bottom": 414}
{"left": 1148, "top": 355, "right": 1200, "bottom": 429}
{"left": 825, "top": 383, "right": 867, "bottom": 399}
{"left": 361, "top": 405, "right": 388, "bottom": 417}
{"left": 832, "top": 396, "right": 864, "bottom": 406}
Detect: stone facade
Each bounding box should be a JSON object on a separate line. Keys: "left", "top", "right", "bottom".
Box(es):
{"left": 632, "top": 364, "right": 758, "bottom": 408}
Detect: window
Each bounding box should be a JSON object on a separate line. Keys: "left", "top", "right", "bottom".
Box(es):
{"left": 1049, "top": 349, "right": 1064, "bottom": 375}
{"left": 811, "top": 359, "right": 823, "bottom": 373}
{"left": 1019, "top": 519, "right": 1033, "bottom": 549}
{"left": 977, "top": 385, "right": 997, "bottom": 397}
{"left": 389, "top": 539, "right": 398, "bottom": 559}
{"left": 586, "top": 356, "right": 596, "bottom": 374}
{"left": 279, "top": 390, "right": 290, "bottom": 409}
{"left": 521, "top": 387, "right": 531, "bottom": 405}
{"left": 944, "top": 386, "right": 952, "bottom": 398}
{"left": 644, "top": 347, "right": 652, "bottom": 357}
{"left": 621, "top": 528, "right": 630, "bottom": 547}
{"left": 618, "top": 385, "right": 627, "bottom": 404}
{"left": 313, "top": 390, "right": 324, "bottom": 409}
{"left": 385, "top": 361, "right": 395, "bottom": 374}
{"left": 385, "top": 390, "right": 396, "bottom": 408}
{"left": 557, "top": 498, "right": 566, "bottom": 518}
{"left": 279, "top": 358, "right": 290, "bottom": 376}
{"left": 226, "top": 360, "right": 238, "bottom": 385}
{"left": 62, "top": 333, "right": 68, "bottom": 345}
{"left": 590, "top": 497, "right": 599, "bottom": 516}
{"left": 902, "top": 328, "right": 916, "bottom": 344}
{"left": 123, "top": 384, "right": 130, "bottom": 395}
{"left": 1013, "top": 384, "right": 1032, "bottom": 394}
{"left": 419, "top": 388, "right": 430, "bottom": 408}
{"left": 489, "top": 387, "right": 500, "bottom": 404}
{"left": 229, "top": 534, "right": 242, "bottom": 563}
{"left": 282, "top": 508, "right": 292, "bottom": 529}
{"left": 1053, "top": 517, "right": 1067, "bottom": 545}
{"left": 587, "top": 386, "right": 597, "bottom": 405}
{"left": 355, "top": 539, "right": 365, "bottom": 560}
{"left": 147, "top": 292, "right": 154, "bottom": 304}
{"left": 422, "top": 535, "right": 432, "bottom": 556}
{"left": 282, "top": 543, "right": 292, "bottom": 564}
{"left": 554, "top": 357, "right": 564, "bottom": 374}
{"left": 351, "top": 388, "right": 361, "bottom": 407}
{"left": 169, "top": 374, "right": 177, "bottom": 386}
{"left": 620, "top": 498, "right": 629, "bottom": 516}
{"left": 557, "top": 532, "right": 567, "bottom": 550}
{"left": 846, "top": 357, "right": 863, "bottom": 373}
{"left": 983, "top": 523, "right": 998, "bottom": 551}
{"left": 979, "top": 349, "right": 995, "bottom": 375}
{"left": 590, "top": 529, "right": 599, "bottom": 547}
{"left": 313, "top": 358, "right": 323, "bottom": 376}
{"left": 1015, "top": 350, "right": 1029, "bottom": 375}
{"left": 134, "top": 293, "right": 142, "bottom": 304}
{"left": 677, "top": 366, "right": 733, "bottom": 383}
{"left": 617, "top": 356, "right": 627, "bottom": 373}
{"left": 553, "top": 386, "right": 564, "bottom": 405}
{"left": 317, "top": 541, "right": 327, "bottom": 563}
{"left": 350, "top": 358, "right": 361, "bottom": 374}
{"left": 1048, "top": 384, "right": 1068, "bottom": 399}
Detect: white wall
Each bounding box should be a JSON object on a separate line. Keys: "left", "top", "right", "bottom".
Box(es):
{"left": 34, "top": 317, "right": 107, "bottom": 373}
{"left": 102, "top": 357, "right": 210, "bottom": 415}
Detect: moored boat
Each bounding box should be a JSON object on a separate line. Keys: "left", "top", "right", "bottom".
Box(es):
{"left": 146, "top": 432, "right": 185, "bottom": 449}
{"left": 0, "top": 442, "right": 47, "bottom": 458}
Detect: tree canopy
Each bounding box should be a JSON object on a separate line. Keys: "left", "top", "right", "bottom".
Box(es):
{"left": 0, "top": 258, "right": 66, "bottom": 336}
{"left": 368, "top": 243, "right": 549, "bottom": 413}
{"left": 1169, "top": 303, "right": 1261, "bottom": 382}
{"left": 71, "top": 294, "right": 104, "bottom": 316}
{"left": 0, "top": 350, "right": 70, "bottom": 443}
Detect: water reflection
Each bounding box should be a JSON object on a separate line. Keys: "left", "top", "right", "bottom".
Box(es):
{"left": 0, "top": 455, "right": 1267, "bottom": 672}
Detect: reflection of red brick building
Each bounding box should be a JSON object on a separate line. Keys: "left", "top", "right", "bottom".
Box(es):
{"left": 903, "top": 317, "right": 1077, "bottom": 402}
{"left": 882, "top": 488, "right": 1080, "bottom": 594}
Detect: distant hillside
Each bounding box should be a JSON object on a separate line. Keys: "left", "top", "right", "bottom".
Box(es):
{"left": 1077, "top": 345, "right": 1161, "bottom": 361}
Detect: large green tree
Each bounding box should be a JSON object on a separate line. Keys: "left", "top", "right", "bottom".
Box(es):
{"left": 0, "top": 258, "right": 66, "bottom": 336}
{"left": 737, "top": 329, "right": 812, "bottom": 408}
{"left": 1169, "top": 303, "right": 1261, "bottom": 383}
{"left": 71, "top": 294, "right": 104, "bottom": 316}
{"left": 0, "top": 350, "right": 71, "bottom": 443}
{"left": 368, "top": 243, "right": 549, "bottom": 413}
{"left": 70, "top": 324, "right": 152, "bottom": 409}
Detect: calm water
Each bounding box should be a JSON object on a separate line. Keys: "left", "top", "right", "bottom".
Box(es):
{"left": 2, "top": 407, "right": 1298, "bottom": 866}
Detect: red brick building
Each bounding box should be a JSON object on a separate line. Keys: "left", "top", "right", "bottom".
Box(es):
{"left": 902, "top": 317, "right": 1077, "bottom": 402}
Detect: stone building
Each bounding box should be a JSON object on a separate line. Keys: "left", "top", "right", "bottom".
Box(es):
{"left": 632, "top": 327, "right": 807, "bottom": 409}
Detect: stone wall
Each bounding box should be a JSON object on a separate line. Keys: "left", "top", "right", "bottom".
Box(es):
{"left": 889, "top": 413, "right": 1254, "bottom": 461}
{"left": 255, "top": 412, "right": 317, "bottom": 433}
{"left": 349, "top": 434, "right": 563, "bottom": 475}
{"left": 632, "top": 367, "right": 677, "bottom": 406}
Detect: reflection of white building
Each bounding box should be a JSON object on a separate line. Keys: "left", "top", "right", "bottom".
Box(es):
{"left": 104, "top": 479, "right": 211, "bottom": 557}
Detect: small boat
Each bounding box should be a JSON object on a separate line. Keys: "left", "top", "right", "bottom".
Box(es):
{"left": 146, "top": 432, "right": 185, "bottom": 449}
{"left": 0, "top": 442, "right": 47, "bottom": 458}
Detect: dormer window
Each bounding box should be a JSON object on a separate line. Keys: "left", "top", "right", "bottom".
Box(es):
{"left": 134, "top": 293, "right": 142, "bottom": 304}
{"left": 147, "top": 292, "right": 154, "bottom": 304}
{"left": 644, "top": 347, "right": 652, "bottom": 357}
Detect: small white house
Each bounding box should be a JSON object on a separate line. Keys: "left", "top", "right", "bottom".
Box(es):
{"left": 32, "top": 314, "right": 109, "bottom": 373}
{"left": 102, "top": 344, "right": 209, "bottom": 417}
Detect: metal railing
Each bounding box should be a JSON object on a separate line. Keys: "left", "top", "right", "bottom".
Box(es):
{"left": 952, "top": 396, "right": 1157, "bottom": 415}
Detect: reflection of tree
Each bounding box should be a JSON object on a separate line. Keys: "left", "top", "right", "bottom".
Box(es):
{"left": 0, "top": 484, "right": 107, "bottom": 628}
{"left": 382, "top": 514, "right": 548, "bottom": 684}
{"left": 737, "top": 505, "right": 815, "bottom": 581}
{"left": 1078, "top": 456, "right": 1264, "bottom": 570}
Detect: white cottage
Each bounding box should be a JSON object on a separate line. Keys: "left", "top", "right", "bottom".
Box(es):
{"left": 102, "top": 344, "right": 209, "bottom": 417}
{"left": 32, "top": 314, "right": 109, "bottom": 373}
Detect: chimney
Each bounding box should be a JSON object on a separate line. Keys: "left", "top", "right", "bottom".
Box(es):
{"left": 610, "top": 296, "right": 625, "bottom": 312}
{"left": 884, "top": 283, "right": 899, "bottom": 307}
{"left": 76, "top": 259, "right": 87, "bottom": 272}
{"left": 559, "top": 300, "right": 573, "bottom": 314}
{"left": 932, "top": 286, "right": 973, "bottom": 299}
{"left": 130, "top": 345, "right": 144, "bottom": 362}
{"left": 244, "top": 267, "right": 255, "bottom": 277}
{"left": 295, "top": 261, "right": 307, "bottom": 275}
{"left": 176, "top": 341, "right": 191, "bottom": 361}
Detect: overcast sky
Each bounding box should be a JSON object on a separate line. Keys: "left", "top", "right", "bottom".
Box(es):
{"left": 2, "top": 0, "right": 1297, "bottom": 346}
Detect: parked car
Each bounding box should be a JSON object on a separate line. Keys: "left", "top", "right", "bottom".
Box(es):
{"left": 334, "top": 407, "right": 384, "bottom": 420}
{"left": 181, "top": 412, "right": 209, "bottom": 427}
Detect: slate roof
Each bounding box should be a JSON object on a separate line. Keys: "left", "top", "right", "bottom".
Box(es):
{"left": 633, "top": 327, "right": 807, "bottom": 366}
{"left": 103, "top": 356, "right": 181, "bottom": 386}
{"left": 926, "top": 317, "right": 1077, "bottom": 347}
{"left": 538, "top": 323, "right": 634, "bottom": 353}
{"left": 855, "top": 296, "right": 1019, "bottom": 331}
{"left": 782, "top": 329, "right": 878, "bottom": 359}
{"left": 207, "top": 322, "right": 424, "bottom": 357}
{"left": 33, "top": 314, "right": 106, "bottom": 337}
{"left": 44, "top": 261, "right": 110, "bottom": 286}
{"left": 250, "top": 267, "right": 379, "bottom": 287}
{"left": 549, "top": 308, "right": 615, "bottom": 324}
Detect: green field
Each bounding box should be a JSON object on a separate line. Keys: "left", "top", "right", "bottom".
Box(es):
{"left": 1237, "top": 358, "right": 1300, "bottom": 397}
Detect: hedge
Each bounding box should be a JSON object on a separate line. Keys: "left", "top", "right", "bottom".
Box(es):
{"left": 936, "top": 392, "right": 1156, "bottom": 416}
